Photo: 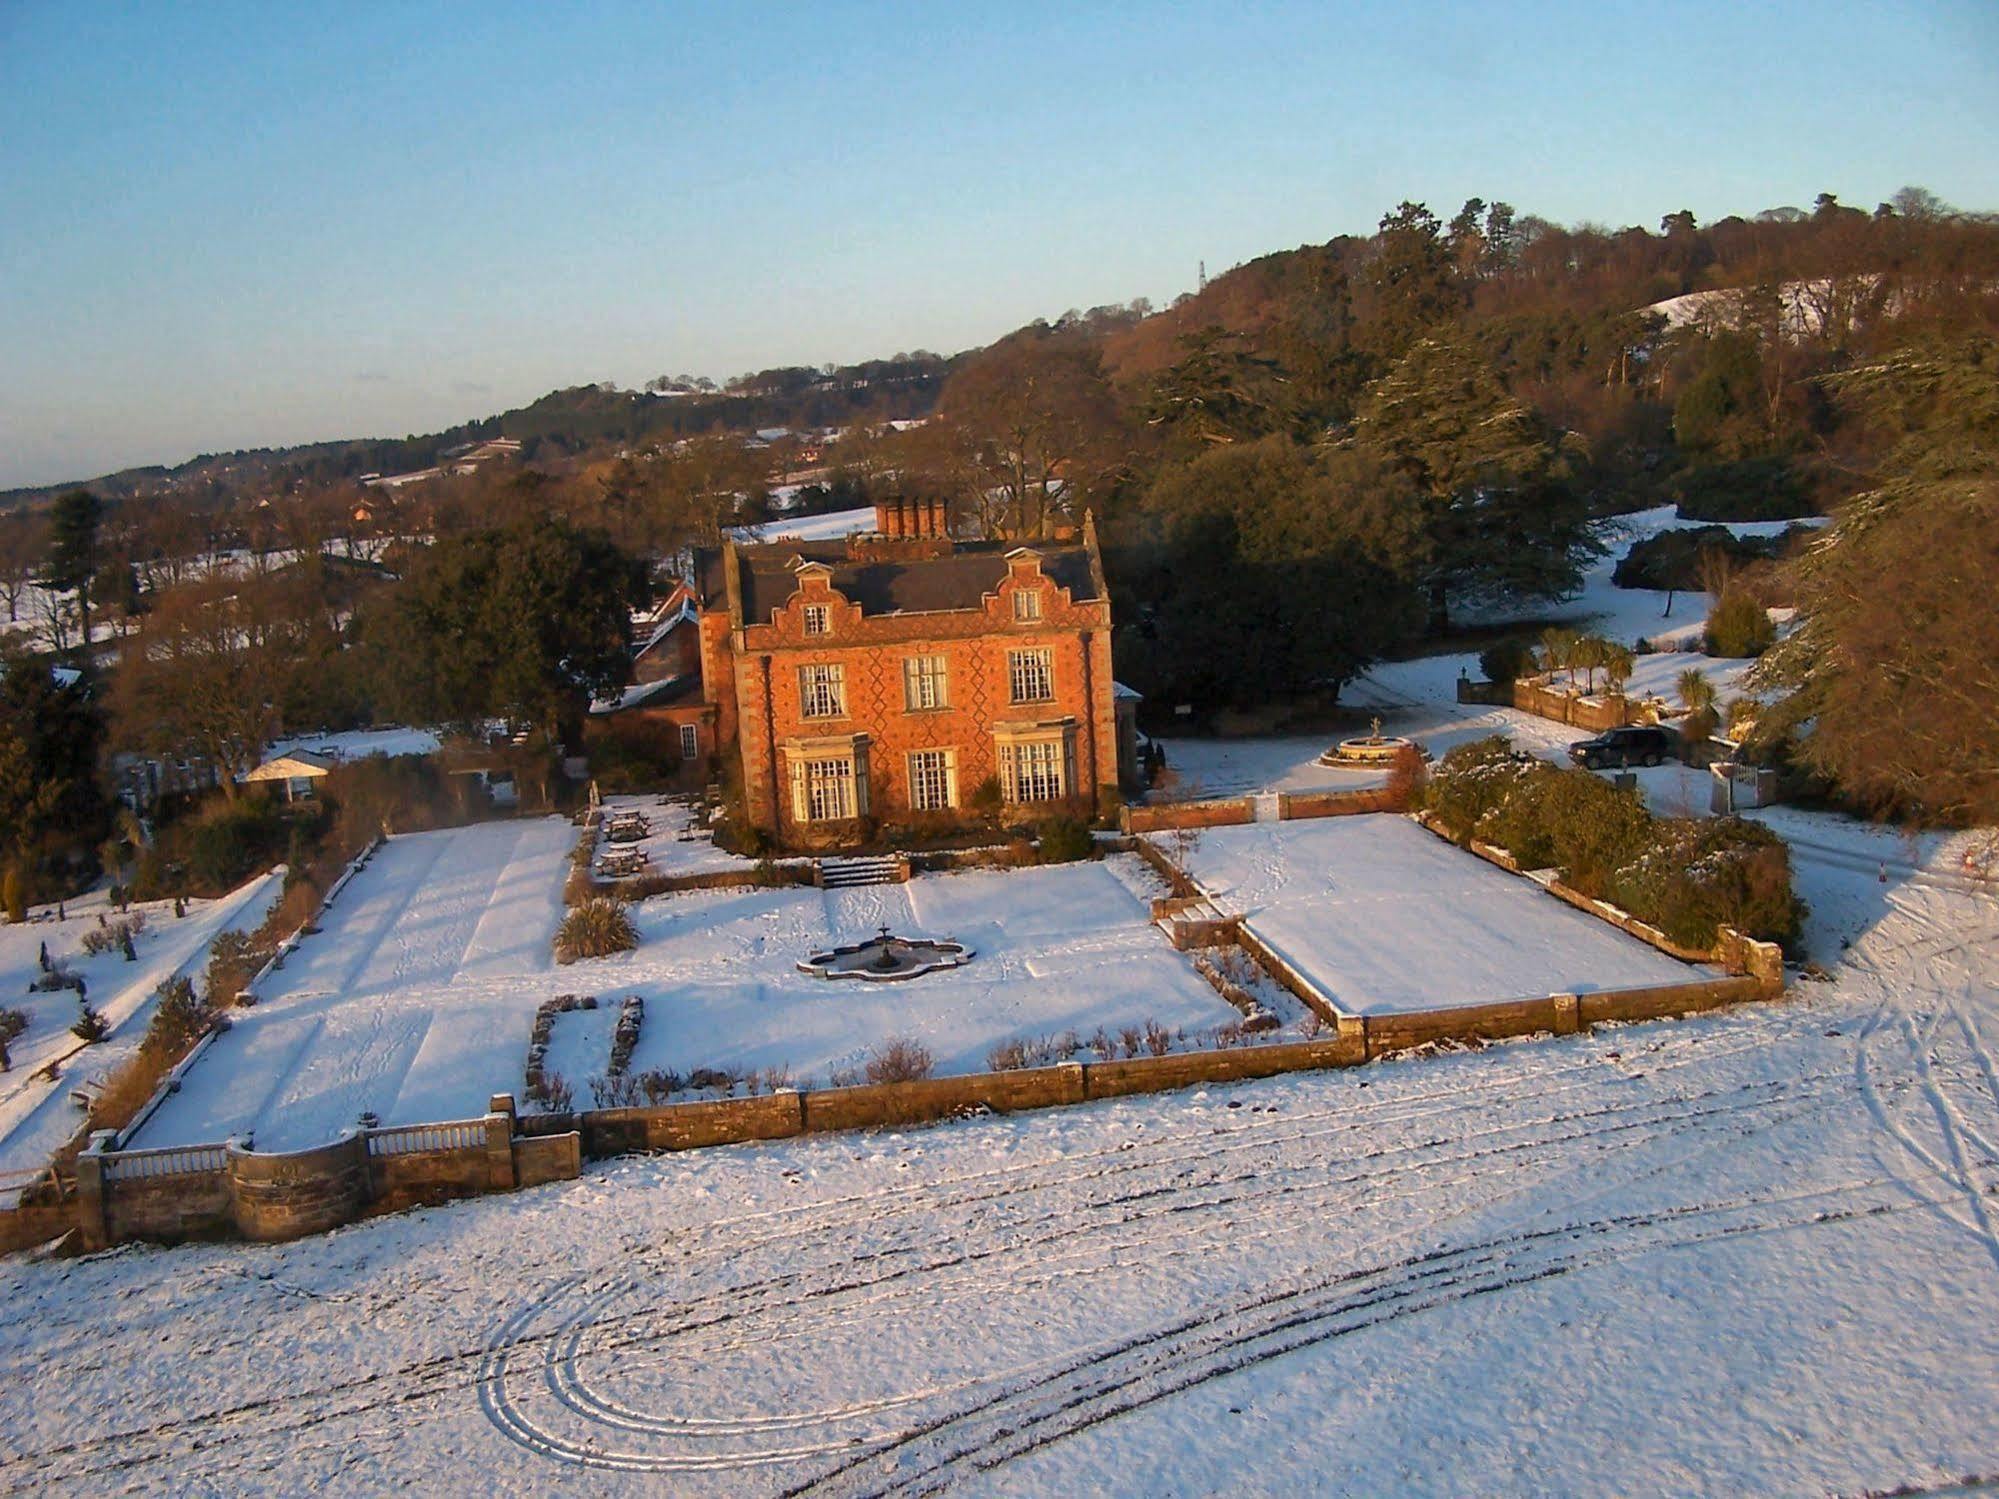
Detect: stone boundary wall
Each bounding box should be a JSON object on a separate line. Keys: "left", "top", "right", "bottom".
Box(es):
{"left": 36, "top": 956, "right": 1771, "bottom": 1255}
{"left": 1278, "top": 788, "right": 1403, "bottom": 820}
{"left": 1121, "top": 797, "right": 1257, "bottom": 834}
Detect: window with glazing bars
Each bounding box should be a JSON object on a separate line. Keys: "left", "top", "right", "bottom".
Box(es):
{"left": 1007, "top": 648, "right": 1053, "bottom": 704}
{"left": 799, "top": 663, "right": 845, "bottom": 718}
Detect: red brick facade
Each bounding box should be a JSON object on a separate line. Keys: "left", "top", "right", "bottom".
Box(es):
{"left": 696, "top": 510, "right": 1119, "bottom": 849}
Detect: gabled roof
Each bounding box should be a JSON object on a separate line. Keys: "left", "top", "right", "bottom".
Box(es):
{"left": 695, "top": 539, "right": 1101, "bottom": 625}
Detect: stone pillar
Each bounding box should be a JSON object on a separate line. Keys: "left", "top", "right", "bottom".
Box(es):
{"left": 485, "top": 1110, "right": 517, "bottom": 1191}
{"left": 1551, "top": 993, "right": 1580, "bottom": 1036}
{"left": 75, "top": 1130, "right": 115, "bottom": 1253}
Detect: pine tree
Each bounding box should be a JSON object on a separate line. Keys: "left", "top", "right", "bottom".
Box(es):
{"left": 42, "top": 490, "right": 103, "bottom": 660}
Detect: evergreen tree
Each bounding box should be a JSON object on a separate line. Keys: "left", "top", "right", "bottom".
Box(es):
{"left": 1753, "top": 336, "right": 1999, "bottom": 822}
{"left": 1349, "top": 336, "right": 1595, "bottom": 632}
{"left": 372, "top": 517, "right": 649, "bottom": 742}
{"left": 42, "top": 490, "right": 103, "bottom": 660}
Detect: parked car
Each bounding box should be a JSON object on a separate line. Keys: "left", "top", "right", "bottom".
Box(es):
{"left": 1568, "top": 725, "right": 1674, "bottom": 770}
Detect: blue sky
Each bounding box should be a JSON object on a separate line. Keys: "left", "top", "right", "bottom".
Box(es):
{"left": 2, "top": 0, "right": 1995, "bottom": 489}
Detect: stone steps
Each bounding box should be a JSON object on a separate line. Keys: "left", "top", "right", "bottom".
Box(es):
{"left": 819, "top": 856, "right": 903, "bottom": 889}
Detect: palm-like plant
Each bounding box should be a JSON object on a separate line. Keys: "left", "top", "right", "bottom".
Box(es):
{"left": 1603, "top": 643, "right": 1635, "bottom": 698}
{"left": 1678, "top": 668, "right": 1718, "bottom": 743}
{"left": 1539, "top": 626, "right": 1577, "bottom": 685}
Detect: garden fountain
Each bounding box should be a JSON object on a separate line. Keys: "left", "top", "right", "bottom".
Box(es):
{"left": 1317, "top": 716, "right": 1430, "bottom": 769}
{"left": 797, "top": 925, "right": 974, "bottom": 983}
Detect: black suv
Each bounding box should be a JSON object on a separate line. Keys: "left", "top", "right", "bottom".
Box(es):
{"left": 1568, "top": 725, "right": 1673, "bottom": 770}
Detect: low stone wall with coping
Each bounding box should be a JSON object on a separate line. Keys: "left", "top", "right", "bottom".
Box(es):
{"left": 1121, "top": 798, "right": 1257, "bottom": 834}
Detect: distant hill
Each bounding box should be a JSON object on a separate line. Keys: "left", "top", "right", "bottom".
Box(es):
{"left": 0, "top": 354, "right": 957, "bottom": 512}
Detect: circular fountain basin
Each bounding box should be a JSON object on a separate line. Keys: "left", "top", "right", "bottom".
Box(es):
{"left": 796, "top": 931, "right": 974, "bottom": 983}
{"left": 1317, "top": 734, "right": 1429, "bottom": 769}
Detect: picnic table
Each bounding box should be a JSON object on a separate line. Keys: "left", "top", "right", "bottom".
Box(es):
{"left": 596, "top": 848, "right": 652, "bottom": 877}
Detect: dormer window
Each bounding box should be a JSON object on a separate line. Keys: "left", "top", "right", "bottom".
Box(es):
{"left": 1012, "top": 590, "right": 1042, "bottom": 622}
{"left": 803, "top": 604, "right": 829, "bottom": 636}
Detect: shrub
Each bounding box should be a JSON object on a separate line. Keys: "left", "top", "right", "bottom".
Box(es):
{"left": 987, "top": 1038, "right": 1029, "bottom": 1071}
{"left": 0, "top": 1008, "right": 26, "bottom": 1045}
{"left": 71, "top": 1002, "right": 110, "bottom": 1044}
{"left": 141, "top": 976, "right": 212, "bottom": 1059}
{"left": 1540, "top": 772, "right": 1653, "bottom": 896}
{"left": 204, "top": 930, "right": 259, "bottom": 1008}
{"left": 1422, "top": 736, "right": 1539, "bottom": 843}
{"left": 1704, "top": 590, "right": 1776, "bottom": 658}
{"left": 863, "top": 1035, "right": 934, "bottom": 1085}
{"left": 2, "top": 865, "right": 24, "bottom": 924}
{"left": 1382, "top": 744, "right": 1429, "bottom": 812}
{"left": 1476, "top": 761, "right": 1564, "bottom": 869}
{"left": 184, "top": 797, "right": 291, "bottom": 893}
{"left": 1478, "top": 636, "right": 1538, "bottom": 684}
{"left": 554, "top": 899, "right": 638, "bottom": 963}
{"left": 1035, "top": 816, "right": 1095, "bottom": 865}
{"left": 79, "top": 913, "right": 147, "bottom": 958}
{"left": 968, "top": 776, "right": 1003, "bottom": 819}
{"left": 1611, "top": 817, "right": 1801, "bottom": 949}
{"left": 1673, "top": 456, "right": 1815, "bottom": 522}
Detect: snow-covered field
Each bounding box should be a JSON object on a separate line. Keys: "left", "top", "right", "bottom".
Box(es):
{"left": 1184, "top": 818, "right": 1707, "bottom": 1016}
{"left": 727, "top": 504, "right": 876, "bottom": 545}
{"left": 0, "top": 810, "right": 1994, "bottom": 1496}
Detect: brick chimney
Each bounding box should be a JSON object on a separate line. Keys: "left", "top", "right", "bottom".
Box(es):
{"left": 872, "top": 496, "right": 947, "bottom": 541}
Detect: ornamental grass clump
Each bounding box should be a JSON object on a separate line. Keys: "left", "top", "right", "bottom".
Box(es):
{"left": 554, "top": 898, "right": 637, "bottom": 964}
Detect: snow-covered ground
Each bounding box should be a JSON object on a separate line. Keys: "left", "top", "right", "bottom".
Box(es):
{"left": 131, "top": 819, "right": 574, "bottom": 1151}
{"left": 593, "top": 795, "right": 766, "bottom": 879}
{"left": 1183, "top": 818, "right": 1708, "bottom": 1016}
{"left": 1, "top": 812, "right": 1993, "bottom": 1496}
{"left": 726, "top": 504, "right": 876, "bottom": 545}
{"left": 611, "top": 858, "right": 1239, "bottom": 1085}
{"left": 0, "top": 874, "right": 282, "bottom": 1190}
{"left": 263, "top": 725, "right": 443, "bottom": 763}
{"left": 128, "top": 820, "right": 1247, "bottom": 1139}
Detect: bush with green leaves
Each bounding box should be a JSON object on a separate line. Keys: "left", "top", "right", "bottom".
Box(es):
{"left": 554, "top": 898, "right": 638, "bottom": 963}
{"left": 1610, "top": 817, "right": 1801, "bottom": 949}
{"left": 1034, "top": 816, "right": 1095, "bottom": 865}
{"left": 1478, "top": 636, "right": 1539, "bottom": 684}
{"left": 1704, "top": 590, "right": 1776, "bottom": 658}
{"left": 1420, "top": 736, "right": 1541, "bottom": 843}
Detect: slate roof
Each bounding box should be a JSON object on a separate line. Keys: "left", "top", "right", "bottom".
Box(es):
{"left": 695, "top": 540, "right": 1101, "bottom": 625}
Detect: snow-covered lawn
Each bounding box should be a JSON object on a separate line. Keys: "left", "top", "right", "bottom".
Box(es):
{"left": 1181, "top": 818, "right": 1707, "bottom": 1016}
{"left": 0, "top": 874, "right": 282, "bottom": 1188}
{"left": 589, "top": 857, "right": 1238, "bottom": 1086}
{"left": 131, "top": 819, "right": 574, "bottom": 1151}
{"left": 2, "top": 812, "right": 1994, "bottom": 1497}
{"left": 130, "top": 822, "right": 1243, "bottom": 1142}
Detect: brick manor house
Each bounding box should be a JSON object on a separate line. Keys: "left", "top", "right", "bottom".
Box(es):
{"left": 690, "top": 497, "right": 1129, "bottom": 848}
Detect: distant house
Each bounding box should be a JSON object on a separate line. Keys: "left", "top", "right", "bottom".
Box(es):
{"left": 587, "top": 583, "right": 718, "bottom": 780}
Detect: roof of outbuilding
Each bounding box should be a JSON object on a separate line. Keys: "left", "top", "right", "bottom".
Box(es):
{"left": 695, "top": 540, "right": 1101, "bottom": 625}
